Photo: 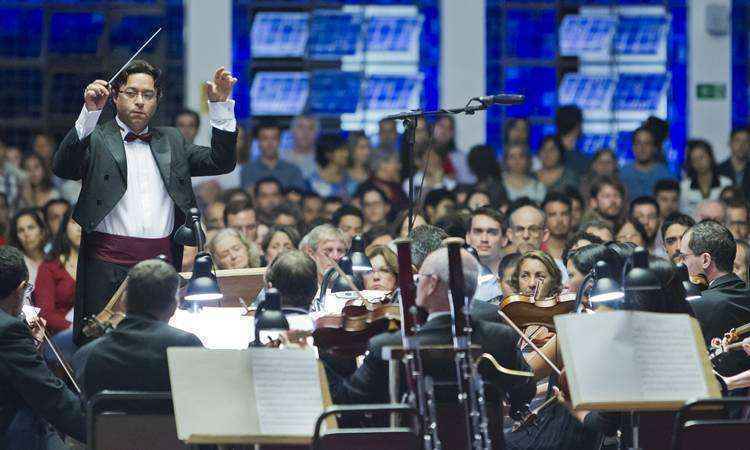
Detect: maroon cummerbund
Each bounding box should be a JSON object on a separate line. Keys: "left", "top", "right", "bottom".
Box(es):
{"left": 87, "top": 231, "right": 172, "bottom": 267}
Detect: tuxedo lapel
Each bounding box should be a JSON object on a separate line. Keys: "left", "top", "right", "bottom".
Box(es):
{"left": 148, "top": 128, "right": 172, "bottom": 185}
{"left": 103, "top": 121, "right": 127, "bottom": 182}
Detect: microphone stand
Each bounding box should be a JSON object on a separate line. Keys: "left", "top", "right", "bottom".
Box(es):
{"left": 386, "top": 95, "right": 520, "bottom": 233}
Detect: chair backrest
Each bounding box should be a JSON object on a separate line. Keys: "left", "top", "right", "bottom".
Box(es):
{"left": 671, "top": 397, "right": 750, "bottom": 450}
{"left": 312, "top": 404, "right": 420, "bottom": 450}
{"left": 87, "top": 390, "right": 187, "bottom": 450}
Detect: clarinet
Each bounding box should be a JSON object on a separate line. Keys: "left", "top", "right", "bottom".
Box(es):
{"left": 445, "top": 238, "right": 492, "bottom": 450}
{"left": 395, "top": 239, "right": 442, "bottom": 450}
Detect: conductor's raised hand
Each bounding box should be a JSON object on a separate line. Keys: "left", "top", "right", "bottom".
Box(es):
{"left": 84, "top": 80, "right": 110, "bottom": 111}
{"left": 204, "top": 67, "right": 237, "bottom": 102}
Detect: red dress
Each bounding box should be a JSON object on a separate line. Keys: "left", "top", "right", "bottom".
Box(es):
{"left": 34, "top": 258, "right": 75, "bottom": 334}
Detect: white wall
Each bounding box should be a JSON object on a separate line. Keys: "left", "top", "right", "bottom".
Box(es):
{"left": 184, "top": 0, "right": 232, "bottom": 146}
{"left": 689, "top": 0, "right": 732, "bottom": 159}
{"left": 440, "top": 0, "right": 486, "bottom": 151}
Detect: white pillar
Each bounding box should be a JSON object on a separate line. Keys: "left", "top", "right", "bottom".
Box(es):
{"left": 688, "top": 0, "right": 732, "bottom": 159}
{"left": 440, "top": 0, "right": 486, "bottom": 151}
{"left": 184, "top": 0, "right": 232, "bottom": 146}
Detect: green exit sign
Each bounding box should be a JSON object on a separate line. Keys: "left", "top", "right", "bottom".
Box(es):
{"left": 697, "top": 83, "right": 727, "bottom": 100}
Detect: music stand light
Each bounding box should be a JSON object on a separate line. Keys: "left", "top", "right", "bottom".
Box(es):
{"left": 252, "top": 288, "right": 288, "bottom": 347}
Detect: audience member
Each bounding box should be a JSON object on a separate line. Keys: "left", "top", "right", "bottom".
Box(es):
{"left": 74, "top": 259, "right": 203, "bottom": 399}
{"left": 726, "top": 199, "right": 749, "bottom": 240}
{"left": 376, "top": 118, "right": 400, "bottom": 154}
{"left": 280, "top": 115, "right": 319, "bottom": 179}
{"left": 358, "top": 186, "right": 391, "bottom": 231}
{"left": 466, "top": 207, "right": 506, "bottom": 275}
{"left": 21, "top": 153, "right": 60, "bottom": 208}
{"left": 323, "top": 196, "right": 344, "bottom": 220}
{"left": 241, "top": 122, "right": 306, "bottom": 190}
{"left": 224, "top": 200, "right": 257, "bottom": 243}
{"left": 619, "top": 127, "right": 674, "bottom": 200}
{"left": 504, "top": 117, "right": 530, "bottom": 148}
{"left": 680, "top": 139, "right": 733, "bottom": 216}
{"left": 615, "top": 219, "right": 648, "bottom": 248}
{"left": 332, "top": 205, "right": 364, "bottom": 243}
{"left": 8, "top": 208, "right": 48, "bottom": 285}
{"left": 42, "top": 198, "right": 70, "bottom": 236}
{"left": 301, "top": 192, "right": 324, "bottom": 228}
{"left": 363, "top": 224, "right": 394, "bottom": 251}
{"left": 0, "top": 143, "right": 23, "bottom": 210}
{"left": 555, "top": 105, "right": 589, "bottom": 174}
{"left": 717, "top": 126, "right": 750, "bottom": 187}
{"left": 498, "top": 252, "right": 522, "bottom": 298}
{"left": 207, "top": 228, "right": 261, "bottom": 270}
{"left": 502, "top": 143, "right": 546, "bottom": 203}
{"left": 253, "top": 177, "right": 284, "bottom": 224}
{"left": 542, "top": 192, "right": 572, "bottom": 265}
{"left": 433, "top": 115, "right": 475, "bottom": 184}
{"left": 262, "top": 225, "right": 300, "bottom": 266}
{"left": 696, "top": 199, "right": 727, "bottom": 222}
{"left": 204, "top": 201, "right": 226, "bottom": 230}
{"left": 34, "top": 211, "right": 80, "bottom": 334}
{"left": 535, "top": 136, "right": 576, "bottom": 191}
{"left": 654, "top": 178, "right": 681, "bottom": 220}
{"left": 174, "top": 109, "right": 200, "bottom": 143}
{"left": 465, "top": 189, "right": 492, "bottom": 210}
{"left": 271, "top": 203, "right": 302, "bottom": 229}
{"left": 586, "top": 176, "right": 625, "bottom": 227}
{"left": 393, "top": 210, "right": 428, "bottom": 239}
{"left": 265, "top": 250, "right": 318, "bottom": 310}
{"left": 629, "top": 196, "right": 660, "bottom": 248}
{"left": 580, "top": 219, "right": 614, "bottom": 243}
{"left": 467, "top": 145, "right": 507, "bottom": 206}
{"left": 563, "top": 186, "right": 584, "bottom": 231}
{"left": 308, "top": 134, "right": 357, "bottom": 200}
{"left": 347, "top": 131, "right": 372, "bottom": 184}
{"left": 506, "top": 204, "right": 547, "bottom": 254}
{"left": 734, "top": 239, "right": 750, "bottom": 283}
{"left": 423, "top": 188, "right": 456, "bottom": 224}
{"left": 365, "top": 153, "right": 408, "bottom": 212}
{"left": 661, "top": 213, "right": 695, "bottom": 263}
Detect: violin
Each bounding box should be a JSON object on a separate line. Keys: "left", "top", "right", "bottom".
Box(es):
{"left": 82, "top": 277, "right": 128, "bottom": 338}
{"left": 710, "top": 322, "right": 750, "bottom": 376}
{"left": 499, "top": 279, "right": 577, "bottom": 330}
{"left": 23, "top": 310, "right": 81, "bottom": 395}
{"left": 312, "top": 301, "right": 401, "bottom": 357}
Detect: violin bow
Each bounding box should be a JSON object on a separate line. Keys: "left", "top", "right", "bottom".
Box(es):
{"left": 107, "top": 28, "right": 162, "bottom": 85}
{"left": 498, "top": 310, "right": 563, "bottom": 377}
{"left": 25, "top": 313, "right": 82, "bottom": 395}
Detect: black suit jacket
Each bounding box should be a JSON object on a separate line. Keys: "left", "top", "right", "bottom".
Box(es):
{"left": 691, "top": 273, "right": 750, "bottom": 346}
{"left": 55, "top": 120, "right": 236, "bottom": 343}
{"left": 0, "top": 310, "right": 85, "bottom": 445}
{"left": 331, "top": 314, "right": 535, "bottom": 411}
{"left": 73, "top": 313, "right": 203, "bottom": 400}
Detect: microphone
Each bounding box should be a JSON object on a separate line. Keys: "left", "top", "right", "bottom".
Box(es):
{"left": 476, "top": 93, "right": 525, "bottom": 105}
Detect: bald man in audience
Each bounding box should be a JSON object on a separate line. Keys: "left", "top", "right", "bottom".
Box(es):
{"left": 506, "top": 204, "right": 548, "bottom": 254}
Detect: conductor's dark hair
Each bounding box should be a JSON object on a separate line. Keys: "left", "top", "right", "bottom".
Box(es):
{"left": 111, "top": 59, "right": 163, "bottom": 98}
{"left": 687, "top": 220, "right": 737, "bottom": 273}
{"left": 0, "top": 246, "right": 27, "bottom": 300}
{"left": 125, "top": 259, "right": 179, "bottom": 315}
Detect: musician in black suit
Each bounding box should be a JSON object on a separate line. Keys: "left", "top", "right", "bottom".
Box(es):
{"left": 53, "top": 60, "right": 238, "bottom": 345}
{"left": 0, "top": 246, "right": 85, "bottom": 449}
{"left": 331, "top": 246, "right": 535, "bottom": 415}
{"left": 679, "top": 220, "right": 750, "bottom": 347}
{"left": 73, "top": 259, "right": 202, "bottom": 400}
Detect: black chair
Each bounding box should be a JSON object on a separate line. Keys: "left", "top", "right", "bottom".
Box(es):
{"left": 670, "top": 397, "right": 750, "bottom": 450}
{"left": 312, "top": 404, "right": 420, "bottom": 450}
{"left": 87, "top": 390, "right": 187, "bottom": 450}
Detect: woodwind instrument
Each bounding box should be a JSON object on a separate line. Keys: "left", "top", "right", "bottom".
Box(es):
{"left": 445, "top": 237, "right": 491, "bottom": 450}
{"left": 395, "top": 238, "right": 441, "bottom": 450}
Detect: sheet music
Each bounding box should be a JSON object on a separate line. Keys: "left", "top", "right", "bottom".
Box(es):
{"left": 250, "top": 348, "right": 324, "bottom": 435}
{"left": 555, "top": 311, "right": 719, "bottom": 410}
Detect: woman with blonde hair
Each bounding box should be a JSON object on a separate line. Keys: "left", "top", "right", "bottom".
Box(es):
{"left": 510, "top": 250, "right": 563, "bottom": 298}
{"left": 362, "top": 245, "right": 399, "bottom": 293}
{"left": 207, "top": 228, "right": 261, "bottom": 270}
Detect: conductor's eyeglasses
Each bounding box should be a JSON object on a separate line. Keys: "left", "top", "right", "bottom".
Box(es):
{"left": 120, "top": 89, "right": 157, "bottom": 101}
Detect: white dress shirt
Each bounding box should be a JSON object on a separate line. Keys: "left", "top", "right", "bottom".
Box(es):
{"left": 74, "top": 101, "right": 236, "bottom": 238}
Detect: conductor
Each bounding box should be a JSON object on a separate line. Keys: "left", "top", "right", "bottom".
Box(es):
{"left": 53, "top": 60, "right": 238, "bottom": 345}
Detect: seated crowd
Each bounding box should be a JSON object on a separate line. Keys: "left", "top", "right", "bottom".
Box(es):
{"left": 3, "top": 104, "right": 750, "bottom": 449}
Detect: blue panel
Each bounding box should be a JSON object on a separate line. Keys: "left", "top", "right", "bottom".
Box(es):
{"left": 364, "top": 75, "right": 420, "bottom": 110}
{"left": 581, "top": 134, "right": 616, "bottom": 156}
{"left": 0, "top": 8, "right": 43, "bottom": 58}
{"left": 614, "top": 74, "right": 668, "bottom": 111}
{"left": 668, "top": 3, "right": 688, "bottom": 172}
{"left": 308, "top": 71, "right": 361, "bottom": 114}
{"left": 558, "top": 74, "right": 616, "bottom": 110}
{"left": 502, "top": 66, "right": 557, "bottom": 117}
{"left": 308, "top": 11, "right": 361, "bottom": 60}
{"left": 49, "top": 12, "right": 105, "bottom": 55}
{"left": 419, "top": 1, "right": 440, "bottom": 110}
{"left": 250, "top": 72, "right": 309, "bottom": 116}
{"left": 615, "top": 16, "right": 667, "bottom": 56}
{"left": 559, "top": 14, "right": 616, "bottom": 56}
{"left": 732, "top": 1, "right": 748, "bottom": 127}
{"left": 166, "top": 3, "right": 184, "bottom": 60}
{"left": 366, "top": 16, "right": 421, "bottom": 52}
{"left": 251, "top": 12, "right": 309, "bottom": 58}
{"left": 109, "top": 15, "right": 162, "bottom": 54}
{"left": 505, "top": 9, "right": 557, "bottom": 59}
{"left": 0, "top": 69, "right": 42, "bottom": 118}
{"left": 49, "top": 72, "right": 100, "bottom": 116}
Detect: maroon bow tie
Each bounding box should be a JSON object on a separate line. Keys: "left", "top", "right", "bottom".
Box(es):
{"left": 124, "top": 132, "right": 153, "bottom": 143}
